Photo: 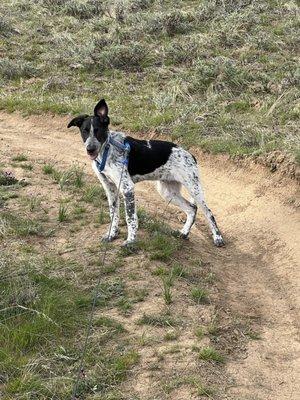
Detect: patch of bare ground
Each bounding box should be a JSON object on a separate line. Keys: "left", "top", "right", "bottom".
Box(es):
{"left": 0, "top": 112, "right": 299, "bottom": 399}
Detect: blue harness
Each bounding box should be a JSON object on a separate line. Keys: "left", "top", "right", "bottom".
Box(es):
{"left": 95, "top": 136, "right": 131, "bottom": 173}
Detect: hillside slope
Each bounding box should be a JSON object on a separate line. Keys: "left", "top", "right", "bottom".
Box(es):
{"left": 0, "top": 0, "right": 299, "bottom": 160}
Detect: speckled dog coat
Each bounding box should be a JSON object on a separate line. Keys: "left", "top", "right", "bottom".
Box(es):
{"left": 68, "top": 99, "right": 224, "bottom": 247}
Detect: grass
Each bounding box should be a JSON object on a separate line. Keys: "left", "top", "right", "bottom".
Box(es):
{"left": 44, "top": 164, "right": 85, "bottom": 190}
{"left": 138, "top": 312, "right": 179, "bottom": 327}
{"left": 21, "top": 195, "right": 42, "bottom": 212}
{"left": 198, "top": 347, "right": 224, "bottom": 363}
{"left": 0, "top": 252, "right": 91, "bottom": 399}
{"left": 0, "top": 0, "right": 299, "bottom": 161}
{"left": 82, "top": 184, "right": 106, "bottom": 205}
{"left": 191, "top": 287, "right": 209, "bottom": 304}
{"left": 162, "top": 274, "right": 173, "bottom": 305}
{"left": 0, "top": 212, "right": 42, "bottom": 237}
{"left": 12, "top": 154, "right": 28, "bottom": 162}
{"left": 58, "top": 202, "right": 68, "bottom": 222}
{"left": 42, "top": 163, "right": 55, "bottom": 175}
{"left": 164, "top": 375, "right": 214, "bottom": 397}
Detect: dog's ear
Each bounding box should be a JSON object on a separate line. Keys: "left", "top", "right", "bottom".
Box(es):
{"left": 67, "top": 114, "right": 89, "bottom": 129}
{"left": 94, "top": 99, "right": 108, "bottom": 120}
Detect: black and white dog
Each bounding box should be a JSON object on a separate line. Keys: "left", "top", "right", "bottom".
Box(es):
{"left": 68, "top": 99, "right": 224, "bottom": 247}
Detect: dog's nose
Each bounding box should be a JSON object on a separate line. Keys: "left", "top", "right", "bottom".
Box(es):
{"left": 87, "top": 145, "right": 97, "bottom": 154}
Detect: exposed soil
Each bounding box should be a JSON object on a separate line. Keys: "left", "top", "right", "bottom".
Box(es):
{"left": 0, "top": 112, "right": 299, "bottom": 400}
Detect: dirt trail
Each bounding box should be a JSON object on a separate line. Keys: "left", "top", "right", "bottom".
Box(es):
{"left": 0, "top": 112, "right": 299, "bottom": 399}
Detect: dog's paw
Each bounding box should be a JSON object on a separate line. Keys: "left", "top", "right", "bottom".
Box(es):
{"left": 172, "top": 230, "right": 189, "bottom": 240}
{"left": 121, "top": 239, "right": 136, "bottom": 248}
{"left": 213, "top": 235, "right": 225, "bottom": 247}
{"left": 101, "top": 231, "right": 119, "bottom": 243}
{"left": 120, "top": 240, "right": 138, "bottom": 255}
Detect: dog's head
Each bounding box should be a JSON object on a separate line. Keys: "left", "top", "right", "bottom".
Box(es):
{"left": 67, "top": 99, "right": 110, "bottom": 160}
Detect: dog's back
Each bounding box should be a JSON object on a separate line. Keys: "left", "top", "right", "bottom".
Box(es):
{"left": 125, "top": 137, "right": 177, "bottom": 177}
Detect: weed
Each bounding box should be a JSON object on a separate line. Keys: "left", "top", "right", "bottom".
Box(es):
{"left": 164, "top": 330, "right": 179, "bottom": 341}
{"left": 42, "top": 163, "right": 55, "bottom": 175}
{"left": 245, "top": 328, "right": 261, "bottom": 340}
{"left": 152, "top": 266, "right": 167, "bottom": 276}
{"left": 138, "top": 313, "right": 178, "bottom": 327}
{"left": 0, "top": 212, "right": 41, "bottom": 237}
{"left": 144, "top": 232, "right": 181, "bottom": 262}
{"left": 194, "top": 327, "right": 205, "bottom": 340}
{"left": 117, "top": 297, "right": 133, "bottom": 315}
{"left": 198, "top": 347, "right": 224, "bottom": 363}
{"left": 22, "top": 196, "right": 42, "bottom": 212}
{"left": 58, "top": 203, "right": 68, "bottom": 222}
{"left": 73, "top": 205, "right": 86, "bottom": 218}
{"left": 171, "top": 262, "right": 188, "bottom": 278}
{"left": 82, "top": 184, "right": 106, "bottom": 205}
{"left": 12, "top": 154, "right": 28, "bottom": 162}
{"left": 96, "top": 279, "right": 126, "bottom": 308}
{"left": 164, "top": 375, "right": 213, "bottom": 396}
{"left": 19, "top": 163, "right": 33, "bottom": 171}
{"left": 94, "top": 316, "right": 125, "bottom": 334}
{"left": 191, "top": 287, "right": 208, "bottom": 304}
{"left": 132, "top": 288, "right": 148, "bottom": 302}
{"left": 162, "top": 275, "right": 173, "bottom": 305}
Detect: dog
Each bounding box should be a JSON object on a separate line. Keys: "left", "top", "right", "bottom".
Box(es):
{"left": 68, "top": 99, "right": 224, "bottom": 247}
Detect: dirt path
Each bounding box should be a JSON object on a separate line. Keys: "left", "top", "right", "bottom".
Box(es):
{"left": 0, "top": 112, "right": 299, "bottom": 399}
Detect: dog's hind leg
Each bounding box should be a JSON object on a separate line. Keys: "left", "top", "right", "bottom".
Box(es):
{"left": 156, "top": 181, "right": 197, "bottom": 238}
{"left": 182, "top": 169, "right": 225, "bottom": 247}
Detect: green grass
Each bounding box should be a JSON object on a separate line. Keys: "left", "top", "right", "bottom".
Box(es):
{"left": 164, "top": 330, "right": 179, "bottom": 341}
{"left": 82, "top": 184, "right": 106, "bottom": 205}
{"left": 0, "top": 252, "right": 91, "bottom": 398}
{"left": 44, "top": 164, "right": 85, "bottom": 190}
{"left": 58, "top": 202, "right": 68, "bottom": 222}
{"left": 162, "top": 274, "right": 173, "bottom": 305}
{"left": 138, "top": 312, "right": 179, "bottom": 327}
{"left": 18, "top": 163, "right": 33, "bottom": 171}
{"left": 94, "top": 316, "right": 126, "bottom": 334}
{"left": 0, "top": 0, "right": 299, "bottom": 160}
{"left": 191, "top": 287, "right": 208, "bottom": 304}
{"left": 12, "top": 154, "right": 28, "bottom": 162}
{"left": 42, "top": 163, "right": 55, "bottom": 175}
{"left": 0, "top": 212, "right": 42, "bottom": 237}
{"left": 0, "top": 245, "right": 140, "bottom": 399}
{"left": 21, "top": 195, "right": 42, "bottom": 212}
{"left": 198, "top": 347, "right": 224, "bottom": 363}
{"left": 164, "top": 375, "right": 213, "bottom": 397}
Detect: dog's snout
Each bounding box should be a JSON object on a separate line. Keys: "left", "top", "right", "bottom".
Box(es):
{"left": 87, "top": 145, "right": 97, "bottom": 154}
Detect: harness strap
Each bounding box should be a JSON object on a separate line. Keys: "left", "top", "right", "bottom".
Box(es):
{"left": 95, "top": 136, "right": 130, "bottom": 173}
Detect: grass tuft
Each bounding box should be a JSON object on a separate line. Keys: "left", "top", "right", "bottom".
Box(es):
{"left": 198, "top": 347, "right": 224, "bottom": 363}
{"left": 12, "top": 154, "right": 28, "bottom": 162}
{"left": 138, "top": 312, "right": 178, "bottom": 327}
{"left": 42, "top": 163, "right": 55, "bottom": 175}
{"left": 58, "top": 203, "right": 68, "bottom": 222}
{"left": 191, "top": 287, "right": 208, "bottom": 304}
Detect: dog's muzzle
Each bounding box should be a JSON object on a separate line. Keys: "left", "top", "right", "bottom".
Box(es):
{"left": 86, "top": 145, "right": 99, "bottom": 160}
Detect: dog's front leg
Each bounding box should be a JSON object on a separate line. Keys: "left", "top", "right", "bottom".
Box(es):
{"left": 93, "top": 168, "right": 120, "bottom": 242}
{"left": 120, "top": 178, "right": 138, "bottom": 246}
{"left": 102, "top": 180, "right": 120, "bottom": 242}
